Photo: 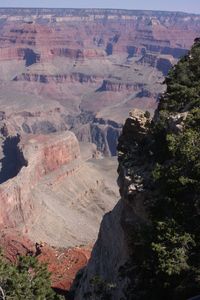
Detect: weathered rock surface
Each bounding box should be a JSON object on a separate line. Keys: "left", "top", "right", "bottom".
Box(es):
{"left": 13, "top": 72, "right": 102, "bottom": 85}
{"left": 0, "top": 131, "right": 118, "bottom": 247}
{"left": 67, "top": 111, "right": 122, "bottom": 156}
{"left": 97, "top": 80, "right": 145, "bottom": 93}
{"left": 0, "top": 131, "right": 79, "bottom": 227}
{"left": 72, "top": 109, "right": 151, "bottom": 299}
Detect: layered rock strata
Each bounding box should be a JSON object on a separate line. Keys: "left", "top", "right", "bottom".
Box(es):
{"left": 0, "top": 8, "right": 199, "bottom": 156}
{"left": 0, "top": 131, "right": 80, "bottom": 228}
{"left": 0, "top": 131, "right": 118, "bottom": 247}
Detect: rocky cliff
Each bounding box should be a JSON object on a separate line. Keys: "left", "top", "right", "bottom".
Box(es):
{"left": 72, "top": 109, "right": 150, "bottom": 299}
{"left": 1, "top": 9, "right": 200, "bottom": 297}
{"left": 72, "top": 107, "right": 199, "bottom": 299}
{"left": 72, "top": 40, "right": 200, "bottom": 300}
{"left": 0, "top": 131, "right": 118, "bottom": 247}
{"left": 0, "top": 229, "right": 92, "bottom": 293}
{"left": 66, "top": 111, "right": 122, "bottom": 156}
{"left": 13, "top": 72, "right": 102, "bottom": 85}
{"left": 0, "top": 131, "right": 80, "bottom": 228}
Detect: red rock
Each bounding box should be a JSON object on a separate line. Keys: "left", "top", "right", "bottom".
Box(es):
{"left": 0, "top": 229, "right": 91, "bottom": 292}
{"left": 0, "top": 131, "right": 81, "bottom": 229}
{"left": 0, "top": 10, "right": 197, "bottom": 65}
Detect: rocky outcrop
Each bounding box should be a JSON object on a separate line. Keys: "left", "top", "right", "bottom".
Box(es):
{"left": 72, "top": 109, "right": 150, "bottom": 299}
{"left": 0, "top": 130, "right": 118, "bottom": 247}
{"left": 0, "top": 108, "right": 67, "bottom": 136}
{"left": 0, "top": 47, "right": 40, "bottom": 65}
{"left": 49, "top": 48, "right": 105, "bottom": 60}
{"left": 90, "top": 118, "right": 122, "bottom": 156}
{"left": 0, "top": 108, "right": 120, "bottom": 157}
{"left": 66, "top": 111, "right": 122, "bottom": 156}
{"left": 141, "top": 44, "right": 188, "bottom": 59}
{"left": 13, "top": 72, "right": 102, "bottom": 85}
{"left": 138, "top": 52, "right": 175, "bottom": 75}
{"left": 97, "top": 79, "right": 145, "bottom": 93}
{"left": 0, "top": 131, "right": 80, "bottom": 228}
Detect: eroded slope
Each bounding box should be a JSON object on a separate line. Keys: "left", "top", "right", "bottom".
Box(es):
{"left": 0, "top": 131, "right": 118, "bottom": 247}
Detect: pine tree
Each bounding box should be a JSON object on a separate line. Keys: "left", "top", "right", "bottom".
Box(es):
{"left": 0, "top": 253, "right": 64, "bottom": 300}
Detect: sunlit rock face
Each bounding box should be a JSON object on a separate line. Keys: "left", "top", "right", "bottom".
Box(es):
{"left": 0, "top": 131, "right": 119, "bottom": 248}
{"left": 0, "top": 8, "right": 199, "bottom": 156}
{"left": 0, "top": 131, "right": 80, "bottom": 229}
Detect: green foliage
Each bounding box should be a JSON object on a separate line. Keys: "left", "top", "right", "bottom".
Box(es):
{"left": 84, "top": 276, "right": 116, "bottom": 300}
{"left": 158, "top": 40, "right": 200, "bottom": 114}
{"left": 151, "top": 220, "right": 195, "bottom": 276}
{"left": 123, "top": 39, "right": 200, "bottom": 300}
{"left": 0, "top": 253, "right": 63, "bottom": 300}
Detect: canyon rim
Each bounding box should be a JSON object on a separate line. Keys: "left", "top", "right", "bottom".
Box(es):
{"left": 0, "top": 5, "right": 200, "bottom": 299}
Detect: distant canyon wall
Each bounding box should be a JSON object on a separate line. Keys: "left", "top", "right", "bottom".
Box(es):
{"left": 0, "top": 8, "right": 199, "bottom": 156}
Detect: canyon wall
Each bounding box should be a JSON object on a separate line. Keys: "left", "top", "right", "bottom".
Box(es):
{"left": 0, "top": 131, "right": 118, "bottom": 247}
{"left": 0, "top": 8, "right": 199, "bottom": 156}
{"left": 72, "top": 42, "right": 200, "bottom": 299}
{"left": 0, "top": 8, "right": 199, "bottom": 250}
{"left": 0, "top": 131, "right": 80, "bottom": 228}
{"left": 72, "top": 109, "right": 152, "bottom": 299}
{"left": 0, "top": 9, "right": 200, "bottom": 295}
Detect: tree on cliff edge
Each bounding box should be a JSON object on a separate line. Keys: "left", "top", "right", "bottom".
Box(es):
{"left": 126, "top": 39, "right": 200, "bottom": 300}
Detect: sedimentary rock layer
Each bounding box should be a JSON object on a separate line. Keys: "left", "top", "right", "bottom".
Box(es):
{"left": 0, "top": 8, "right": 199, "bottom": 155}
{"left": 0, "top": 131, "right": 118, "bottom": 247}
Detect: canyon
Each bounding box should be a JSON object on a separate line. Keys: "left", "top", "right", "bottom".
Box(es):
{"left": 0, "top": 131, "right": 118, "bottom": 247}
{"left": 0, "top": 7, "right": 200, "bottom": 295}
{"left": 72, "top": 41, "right": 200, "bottom": 298}
{"left": 0, "top": 8, "right": 200, "bottom": 156}
{"left": 0, "top": 130, "right": 118, "bottom": 293}
{"left": 72, "top": 109, "right": 151, "bottom": 299}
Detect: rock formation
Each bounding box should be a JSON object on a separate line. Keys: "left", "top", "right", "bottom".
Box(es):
{"left": 0, "top": 8, "right": 199, "bottom": 155}
{"left": 1, "top": 9, "right": 200, "bottom": 297}
{"left": 72, "top": 105, "right": 199, "bottom": 298}
{"left": 72, "top": 40, "right": 200, "bottom": 299}
{"left": 0, "top": 131, "right": 118, "bottom": 247}
{"left": 72, "top": 109, "right": 150, "bottom": 299}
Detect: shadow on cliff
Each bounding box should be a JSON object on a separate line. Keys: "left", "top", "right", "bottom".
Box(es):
{"left": 53, "top": 288, "right": 72, "bottom": 299}
{"left": 0, "top": 135, "right": 28, "bottom": 184}
{"left": 23, "top": 48, "right": 40, "bottom": 67}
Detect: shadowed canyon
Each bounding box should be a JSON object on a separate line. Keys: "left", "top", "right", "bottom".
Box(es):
{"left": 0, "top": 7, "right": 200, "bottom": 295}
